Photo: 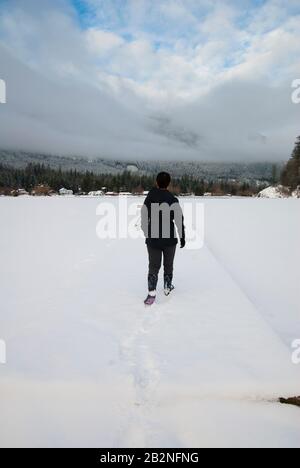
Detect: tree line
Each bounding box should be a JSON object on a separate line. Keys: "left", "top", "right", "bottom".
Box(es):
{"left": 0, "top": 161, "right": 269, "bottom": 196}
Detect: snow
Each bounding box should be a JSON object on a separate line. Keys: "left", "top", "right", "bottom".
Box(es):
{"left": 0, "top": 196, "right": 299, "bottom": 448}
{"left": 88, "top": 190, "right": 104, "bottom": 197}
{"left": 292, "top": 187, "right": 300, "bottom": 198}
{"left": 59, "top": 188, "right": 73, "bottom": 196}
{"left": 257, "top": 185, "right": 289, "bottom": 198}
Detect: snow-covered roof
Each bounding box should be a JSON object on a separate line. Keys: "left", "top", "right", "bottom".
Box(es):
{"left": 88, "top": 191, "right": 104, "bottom": 196}
{"left": 59, "top": 187, "right": 73, "bottom": 195}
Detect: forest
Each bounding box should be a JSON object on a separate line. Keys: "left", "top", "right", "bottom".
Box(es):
{"left": 0, "top": 161, "right": 269, "bottom": 197}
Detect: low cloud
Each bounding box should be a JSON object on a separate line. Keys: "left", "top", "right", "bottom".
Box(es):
{"left": 0, "top": 0, "right": 299, "bottom": 162}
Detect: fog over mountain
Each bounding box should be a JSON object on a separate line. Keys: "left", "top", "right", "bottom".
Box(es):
{"left": 0, "top": 0, "right": 299, "bottom": 162}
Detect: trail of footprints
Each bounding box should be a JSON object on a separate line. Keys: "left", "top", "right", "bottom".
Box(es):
{"left": 120, "top": 309, "right": 161, "bottom": 406}
{"left": 118, "top": 307, "right": 163, "bottom": 446}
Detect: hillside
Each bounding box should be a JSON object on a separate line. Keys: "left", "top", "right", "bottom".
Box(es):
{"left": 0, "top": 150, "right": 282, "bottom": 183}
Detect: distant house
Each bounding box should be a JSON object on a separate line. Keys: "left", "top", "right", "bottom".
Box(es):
{"left": 59, "top": 188, "right": 73, "bottom": 196}
{"left": 180, "top": 192, "right": 195, "bottom": 197}
{"left": 88, "top": 190, "right": 104, "bottom": 197}
{"left": 11, "top": 188, "right": 29, "bottom": 197}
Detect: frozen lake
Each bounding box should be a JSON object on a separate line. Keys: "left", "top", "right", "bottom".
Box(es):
{"left": 0, "top": 196, "right": 299, "bottom": 448}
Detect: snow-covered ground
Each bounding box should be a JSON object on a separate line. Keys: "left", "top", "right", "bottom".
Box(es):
{"left": 0, "top": 196, "right": 299, "bottom": 448}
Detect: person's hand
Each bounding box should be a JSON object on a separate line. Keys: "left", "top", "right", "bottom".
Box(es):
{"left": 180, "top": 239, "right": 186, "bottom": 249}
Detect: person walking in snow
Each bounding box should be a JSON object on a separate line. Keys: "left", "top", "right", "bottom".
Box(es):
{"left": 141, "top": 172, "right": 185, "bottom": 305}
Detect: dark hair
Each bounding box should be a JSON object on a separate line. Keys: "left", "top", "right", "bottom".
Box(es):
{"left": 156, "top": 172, "right": 171, "bottom": 189}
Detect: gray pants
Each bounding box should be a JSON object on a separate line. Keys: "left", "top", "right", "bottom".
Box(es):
{"left": 147, "top": 245, "right": 176, "bottom": 292}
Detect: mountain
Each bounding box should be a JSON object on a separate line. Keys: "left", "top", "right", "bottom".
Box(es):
{"left": 0, "top": 149, "right": 283, "bottom": 183}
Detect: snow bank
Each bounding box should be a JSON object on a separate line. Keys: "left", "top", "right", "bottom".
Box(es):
{"left": 292, "top": 186, "right": 300, "bottom": 198}
{"left": 257, "top": 185, "right": 290, "bottom": 198}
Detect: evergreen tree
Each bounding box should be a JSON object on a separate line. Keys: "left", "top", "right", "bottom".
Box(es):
{"left": 281, "top": 136, "right": 300, "bottom": 189}
{"left": 272, "top": 164, "right": 278, "bottom": 184}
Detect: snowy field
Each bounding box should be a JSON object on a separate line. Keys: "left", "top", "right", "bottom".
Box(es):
{"left": 0, "top": 196, "right": 300, "bottom": 448}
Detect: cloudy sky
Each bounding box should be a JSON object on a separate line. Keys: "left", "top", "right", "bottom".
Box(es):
{"left": 0, "top": 0, "right": 299, "bottom": 162}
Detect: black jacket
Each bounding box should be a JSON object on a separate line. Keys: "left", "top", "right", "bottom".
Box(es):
{"left": 141, "top": 188, "right": 185, "bottom": 248}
